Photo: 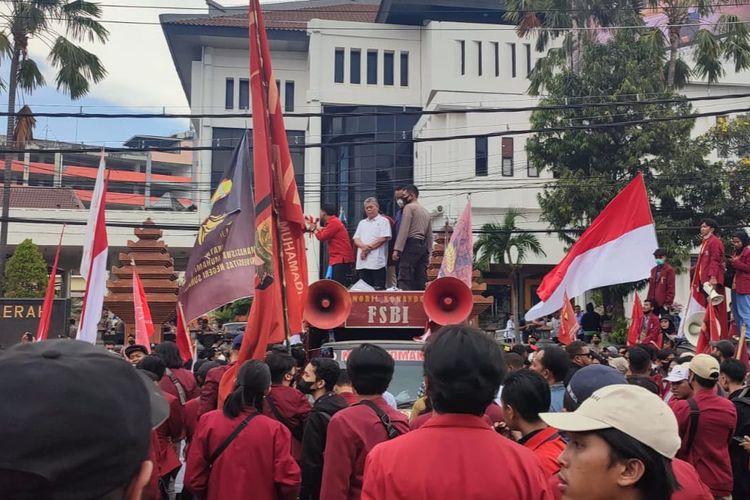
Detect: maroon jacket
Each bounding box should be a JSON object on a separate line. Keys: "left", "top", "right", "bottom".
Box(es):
{"left": 363, "top": 414, "right": 551, "bottom": 500}
{"left": 159, "top": 367, "right": 199, "bottom": 404}
{"left": 671, "top": 389, "right": 737, "bottom": 497}
{"left": 199, "top": 363, "right": 232, "bottom": 416}
{"left": 647, "top": 263, "right": 676, "bottom": 307}
{"left": 642, "top": 312, "right": 663, "bottom": 348}
{"left": 263, "top": 384, "right": 312, "bottom": 458}
{"left": 321, "top": 396, "right": 410, "bottom": 500}
{"left": 730, "top": 246, "right": 750, "bottom": 294}
{"left": 696, "top": 234, "right": 726, "bottom": 286}
{"left": 156, "top": 390, "right": 185, "bottom": 477}
{"left": 411, "top": 404, "right": 504, "bottom": 430}
{"left": 184, "top": 397, "right": 200, "bottom": 445}
{"left": 185, "top": 408, "right": 300, "bottom": 500}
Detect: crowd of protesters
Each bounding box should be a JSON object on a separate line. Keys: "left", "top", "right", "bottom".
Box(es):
{"left": 2, "top": 320, "right": 750, "bottom": 500}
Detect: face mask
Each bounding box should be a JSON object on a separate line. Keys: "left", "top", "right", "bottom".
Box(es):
{"left": 296, "top": 378, "right": 315, "bottom": 395}
{"left": 396, "top": 199, "right": 404, "bottom": 208}
{"left": 655, "top": 258, "right": 665, "bottom": 266}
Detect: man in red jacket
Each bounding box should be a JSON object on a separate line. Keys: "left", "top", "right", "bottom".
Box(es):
{"left": 322, "top": 344, "right": 410, "bottom": 500}
{"left": 695, "top": 218, "right": 728, "bottom": 337}
{"left": 641, "top": 299, "right": 663, "bottom": 348}
{"left": 263, "top": 351, "right": 312, "bottom": 458}
{"left": 362, "top": 327, "right": 551, "bottom": 500}
{"left": 671, "top": 354, "right": 736, "bottom": 498}
{"left": 500, "top": 369, "right": 565, "bottom": 476}
{"left": 647, "top": 248, "right": 676, "bottom": 316}
{"left": 314, "top": 204, "right": 354, "bottom": 286}
{"left": 198, "top": 334, "right": 243, "bottom": 416}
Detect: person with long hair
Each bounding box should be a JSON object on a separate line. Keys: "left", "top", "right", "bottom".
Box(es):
{"left": 154, "top": 341, "right": 199, "bottom": 403}
{"left": 185, "top": 360, "right": 300, "bottom": 500}
{"left": 728, "top": 230, "right": 750, "bottom": 339}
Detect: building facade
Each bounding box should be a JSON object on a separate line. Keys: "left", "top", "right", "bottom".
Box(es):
{"left": 161, "top": 0, "right": 750, "bottom": 319}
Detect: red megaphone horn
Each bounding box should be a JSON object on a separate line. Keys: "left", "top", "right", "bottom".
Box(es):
{"left": 304, "top": 279, "right": 352, "bottom": 330}
{"left": 423, "top": 276, "right": 473, "bottom": 326}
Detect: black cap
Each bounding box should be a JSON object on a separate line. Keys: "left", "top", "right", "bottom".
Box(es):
{"left": 710, "top": 339, "right": 735, "bottom": 359}
{"left": 0, "top": 339, "right": 169, "bottom": 500}
{"left": 564, "top": 364, "right": 627, "bottom": 411}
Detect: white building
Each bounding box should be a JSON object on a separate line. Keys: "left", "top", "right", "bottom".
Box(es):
{"left": 161, "top": 0, "right": 750, "bottom": 316}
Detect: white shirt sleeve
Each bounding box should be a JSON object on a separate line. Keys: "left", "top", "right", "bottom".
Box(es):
{"left": 378, "top": 217, "right": 392, "bottom": 239}
{"left": 353, "top": 220, "right": 364, "bottom": 241}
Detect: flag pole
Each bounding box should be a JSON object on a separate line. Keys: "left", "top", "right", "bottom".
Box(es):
{"left": 250, "top": 0, "right": 292, "bottom": 350}
{"left": 736, "top": 325, "right": 747, "bottom": 360}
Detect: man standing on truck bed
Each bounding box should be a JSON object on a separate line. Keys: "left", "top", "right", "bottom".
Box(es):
{"left": 392, "top": 185, "right": 433, "bottom": 291}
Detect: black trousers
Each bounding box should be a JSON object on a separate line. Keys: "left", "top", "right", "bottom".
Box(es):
{"left": 331, "top": 263, "right": 351, "bottom": 286}
{"left": 359, "top": 267, "right": 386, "bottom": 290}
{"left": 397, "top": 238, "right": 429, "bottom": 291}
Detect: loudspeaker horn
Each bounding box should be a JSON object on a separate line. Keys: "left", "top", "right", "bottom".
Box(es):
{"left": 304, "top": 279, "right": 352, "bottom": 330}
{"left": 423, "top": 276, "right": 474, "bottom": 326}
{"left": 702, "top": 282, "right": 725, "bottom": 306}
{"left": 685, "top": 312, "right": 705, "bottom": 347}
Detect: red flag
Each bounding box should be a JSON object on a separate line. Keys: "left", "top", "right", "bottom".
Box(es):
{"left": 627, "top": 295, "right": 644, "bottom": 347}
{"left": 219, "top": 0, "right": 310, "bottom": 404}
{"left": 558, "top": 292, "right": 580, "bottom": 345}
{"left": 696, "top": 302, "right": 721, "bottom": 354}
{"left": 438, "top": 200, "right": 473, "bottom": 287}
{"left": 132, "top": 265, "right": 153, "bottom": 352}
{"left": 175, "top": 302, "right": 194, "bottom": 364}
{"left": 36, "top": 225, "right": 65, "bottom": 342}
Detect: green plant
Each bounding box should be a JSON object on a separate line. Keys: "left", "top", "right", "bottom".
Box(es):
{"left": 4, "top": 238, "right": 48, "bottom": 298}
{"left": 607, "top": 319, "right": 629, "bottom": 347}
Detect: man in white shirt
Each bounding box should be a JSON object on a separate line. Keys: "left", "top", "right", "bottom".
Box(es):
{"left": 353, "top": 197, "right": 392, "bottom": 289}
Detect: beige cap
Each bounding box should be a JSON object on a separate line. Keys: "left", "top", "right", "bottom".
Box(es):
{"left": 540, "top": 384, "right": 681, "bottom": 459}
{"left": 689, "top": 354, "right": 720, "bottom": 380}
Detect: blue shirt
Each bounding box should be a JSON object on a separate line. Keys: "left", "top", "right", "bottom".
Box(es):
{"left": 549, "top": 382, "right": 565, "bottom": 412}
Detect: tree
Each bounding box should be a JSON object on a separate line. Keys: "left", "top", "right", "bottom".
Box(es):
{"left": 505, "top": 0, "right": 750, "bottom": 93}
{"left": 0, "top": 1, "right": 109, "bottom": 291}
{"left": 5, "top": 238, "right": 49, "bottom": 298}
{"left": 526, "top": 15, "right": 750, "bottom": 315}
{"left": 474, "top": 209, "right": 546, "bottom": 334}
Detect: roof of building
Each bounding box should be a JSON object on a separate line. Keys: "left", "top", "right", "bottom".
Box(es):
{"left": 163, "top": 2, "right": 380, "bottom": 31}
{"left": 10, "top": 161, "right": 192, "bottom": 184}
{"left": 0, "top": 186, "right": 84, "bottom": 209}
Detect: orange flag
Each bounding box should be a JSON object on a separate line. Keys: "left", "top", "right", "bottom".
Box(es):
{"left": 558, "top": 292, "right": 579, "bottom": 345}
{"left": 132, "top": 265, "right": 154, "bottom": 352}
{"left": 219, "top": 0, "right": 309, "bottom": 406}
{"left": 696, "top": 302, "right": 721, "bottom": 354}
{"left": 627, "top": 295, "right": 644, "bottom": 347}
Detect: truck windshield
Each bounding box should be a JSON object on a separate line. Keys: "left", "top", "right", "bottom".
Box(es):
{"left": 389, "top": 361, "right": 423, "bottom": 409}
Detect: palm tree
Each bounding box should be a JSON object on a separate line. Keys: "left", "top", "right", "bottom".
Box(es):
{"left": 474, "top": 209, "right": 546, "bottom": 338}
{"left": 505, "top": 0, "right": 750, "bottom": 93}
{"left": 0, "top": 1, "right": 109, "bottom": 290}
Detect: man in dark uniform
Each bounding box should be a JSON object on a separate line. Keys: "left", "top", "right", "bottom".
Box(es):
{"left": 392, "top": 185, "right": 433, "bottom": 290}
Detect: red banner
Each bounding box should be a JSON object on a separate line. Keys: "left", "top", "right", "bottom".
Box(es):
{"left": 132, "top": 266, "right": 153, "bottom": 351}
{"left": 558, "top": 292, "right": 579, "bottom": 345}
{"left": 628, "top": 294, "right": 644, "bottom": 347}
{"left": 345, "top": 291, "right": 428, "bottom": 328}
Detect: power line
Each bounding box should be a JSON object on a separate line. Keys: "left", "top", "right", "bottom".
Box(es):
{"left": 2, "top": 91, "right": 748, "bottom": 120}
{"left": 0, "top": 104, "right": 747, "bottom": 154}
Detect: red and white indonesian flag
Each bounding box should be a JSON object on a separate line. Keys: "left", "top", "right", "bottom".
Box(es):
{"left": 526, "top": 173, "right": 657, "bottom": 321}
{"left": 77, "top": 156, "right": 108, "bottom": 344}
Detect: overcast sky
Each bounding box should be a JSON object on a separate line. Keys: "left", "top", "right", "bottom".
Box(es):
{"left": 10, "top": 1, "right": 248, "bottom": 146}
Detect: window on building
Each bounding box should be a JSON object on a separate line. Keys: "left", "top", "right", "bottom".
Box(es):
{"left": 334, "top": 48, "right": 345, "bottom": 83}
{"left": 475, "top": 41, "right": 483, "bottom": 76}
{"left": 384, "top": 51, "right": 395, "bottom": 86}
{"left": 509, "top": 43, "right": 516, "bottom": 78}
{"left": 225, "top": 78, "right": 234, "bottom": 109}
{"left": 475, "top": 136, "right": 488, "bottom": 177}
{"left": 524, "top": 43, "right": 532, "bottom": 77}
{"left": 502, "top": 137, "right": 514, "bottom": 176}
{"left": 285, "top": 81, "right": 295, "bottom": 112}
{"left": 239, "top": 78, "right": 249, "bottom": 109}
{"left": 350, "top": 49, "right": 361, "bottom": 84}
{"left": 367, "top": 49, "right": 378, "bottom": 84}
{"left": 400, "top": 52, "right": 409, "bottom": 86}
{"left": 459, "top": 40, "right": 466, "bottom": 75}
{"left": 493, "top": 42, "right": 499, "bottom": 77}
{"left": 527, "top": 159, "right": 539, "bottom": 177}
